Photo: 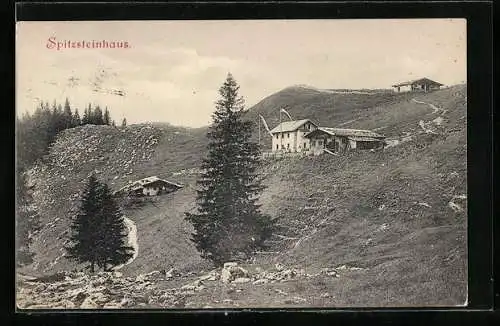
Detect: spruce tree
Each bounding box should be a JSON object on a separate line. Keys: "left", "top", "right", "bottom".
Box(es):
{"left": 185, "top": 73, "right": 274, "bottom": 265}
{"left": 96, "top": 183, "right": 134, "bottom": 270}
{"left": 66, "top": 175, "right": 133, "bottom": 272}
{"left": 63, "top": 98, "right": 73, "bottom": 128}
{"left": 94, "top": 106, "right": 104, "bottom": 125}
{"left": 73, "top": 108, "right": 81, "bottom": 126}
{"left": 103, "top": 107, "right": 111, "bottom": 125}
{"left": 82, "top": 104, "right": 91, "bottom": 125}
{"left": 121, "top": 118, "right": 127, "bottom": 127}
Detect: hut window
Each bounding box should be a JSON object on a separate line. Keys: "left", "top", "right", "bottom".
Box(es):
{"left": 287, "top": 133, "right": 290, "bottom": 138}
{"left": 281, "top": 133, "right": 284, "bottom": 139}
{"left": 276, "top": 144, "right": 279, "bottom": 150}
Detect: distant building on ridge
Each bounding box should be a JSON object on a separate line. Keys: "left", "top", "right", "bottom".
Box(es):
{"left": 392, "top": 78, "right": 443, "bottom": 93}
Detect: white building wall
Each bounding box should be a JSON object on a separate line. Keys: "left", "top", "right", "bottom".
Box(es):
{"left": 270, "top": 122, "right": 318, "bottom": 152}
{"left": 143, "top": 187, "right": 159, "bottom": 196}
{"left": 394, "top": 85, "right": 412, "bottom": 92}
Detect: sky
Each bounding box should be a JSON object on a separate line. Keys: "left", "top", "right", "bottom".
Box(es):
{"left": 16, "top": 19, "right": 466, "bottom": 127}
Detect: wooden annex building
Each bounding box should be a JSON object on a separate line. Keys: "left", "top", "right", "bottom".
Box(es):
{"left": 304, "top": 127, "right": 386, "bottom": 155}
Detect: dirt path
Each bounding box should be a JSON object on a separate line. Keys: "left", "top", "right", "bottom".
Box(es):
{"left": 411, "top": 98, "right": 446, "bottom": 114}
{"left": 113, "top": 216, "right": 139, "bottom": 270}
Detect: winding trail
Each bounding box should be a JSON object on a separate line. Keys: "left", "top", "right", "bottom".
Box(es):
{"left": 112, "top": 216, "right": 139, "bottom": 270}
{"left": 411, "top": 98, "right": 443, "bottom": 114}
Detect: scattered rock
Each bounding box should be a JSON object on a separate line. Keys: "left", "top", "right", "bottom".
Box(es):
{"left": 448, "top": 201, "right": 462, "bottom": 212}
{"left": 252, "top": 279, "right": 269, "bottom": 285}
{"left": 223, "top": 262, "right": 238, "bottom": 268}
{"left": 80, "top": 296, "right": 99, "bottom": 309}
{"left": 221, "top": 263, "right": 249, "bottom": 283}
{"left": 418, "top": 202, "right": 432, "bottom": 208}
{"left": 275, "top": 289, "right": 288, "bottom": 295}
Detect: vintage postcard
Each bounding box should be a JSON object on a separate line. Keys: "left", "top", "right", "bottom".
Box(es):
{"left": 15, "top": 19, "right": 467, "bottom": 309}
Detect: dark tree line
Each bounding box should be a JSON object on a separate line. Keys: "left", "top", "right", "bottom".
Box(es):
{"left": 17, "top": 99, "right": 117, "bottom": 171}
{"left": 16, "top": 98, "right": 122, "bottom": 267}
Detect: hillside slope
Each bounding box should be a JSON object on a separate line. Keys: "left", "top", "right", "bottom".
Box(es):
{"left": 246, "top": 85, "right": 420, "bottom": 130}
{"left": 21, "top": 123, "right": 208, "bottom": 276}
{"left": 18, "top": 85, "right": 466, "bottom": 307}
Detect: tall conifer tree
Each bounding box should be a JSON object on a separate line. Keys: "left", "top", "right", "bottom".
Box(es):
{"left": 185, "top": 73, "right": 274, "bottom": 265}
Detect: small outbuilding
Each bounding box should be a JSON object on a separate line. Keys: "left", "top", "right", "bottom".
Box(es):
{"left": 304, "top": 127, "right": 386, "bottom": 155}
{"left": 114, "top": 176, "right": 183, "bottom": 197}
{"left": 392, "top": 78, "right": 443, "bottom": 93}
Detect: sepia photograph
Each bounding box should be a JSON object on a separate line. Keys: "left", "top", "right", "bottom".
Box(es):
{"left": 15, "top": 19, "right": 467, "bottom": 309}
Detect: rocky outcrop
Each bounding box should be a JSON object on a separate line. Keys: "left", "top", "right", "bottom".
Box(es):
{"left": 16, "top": 263, "right": 366, "bottom": 309}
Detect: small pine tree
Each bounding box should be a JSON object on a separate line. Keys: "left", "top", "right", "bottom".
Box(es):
{"left": 111, "top": 120, "right": 116, "bottom": 127}
{"left": 121, "top": 118, "right": 127, "bottom": 127}
{"left": 73, "top": 108, "right": 82, "bottom": 126}
{"left": 63, "top": 98, "right": 73, "bottom": 128}
{"left": 82, "top": 104, "right": 91, "bottom": 125}
{"left": 103, "top": 107, "right": 111, "bottom": 125}
{"left": 66, "top": 175, "right": 133, "bottom": 272}
{"left": 185, "top": 73, "right": 274, "bottom": 265}
{"left": 93, "top": 105, "right": 104, "bottom": 125}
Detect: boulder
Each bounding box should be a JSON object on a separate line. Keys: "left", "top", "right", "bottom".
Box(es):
{"left": 232, "top": 277, "right": 251, "bottom": 284}
{"left": 80, "top": 296, "right": 99, "bottom": 309}
{"left": 252, "top": 279, "right": 269, "bottom": 285}
{"left": 112, "top": 271, "right": 123, "bottom": 278}
{"left": 221, "top": 265, "right": 249, "bottom": 283}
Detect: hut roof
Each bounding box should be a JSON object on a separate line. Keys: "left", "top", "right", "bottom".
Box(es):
{"left": 347, "top": 136, "right": 384, "bottom": 142}
{"left": 114, "top": 176, "right": 183, "bottom": 195}
{"left": 135, "top": 176, "right": 183, "bottom": 188}
{"left": 305, "top": 127, "right": 385, "bottom": 139}
{"left": 392, "top": 78, "right": 443, "bottom": 87}
{"left": 270, "top": 119, "right": 317, "bottom": 134}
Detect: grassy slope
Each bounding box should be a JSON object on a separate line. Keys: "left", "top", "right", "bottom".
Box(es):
{"left": 21, "top": 123, "right": 208, "bottom": 276}
{"left": 251, "top": 84, "right": 467, "bottom": 306}
{"left": 163, "top": 85, "right": 466, "bottom": 307}
{"left": 20, "top": 85, "right": 466, "bottom": 306}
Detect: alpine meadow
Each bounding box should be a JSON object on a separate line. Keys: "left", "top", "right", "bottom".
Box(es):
{"left": 16, "top": 19, "right": 468, "bottom": 309}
